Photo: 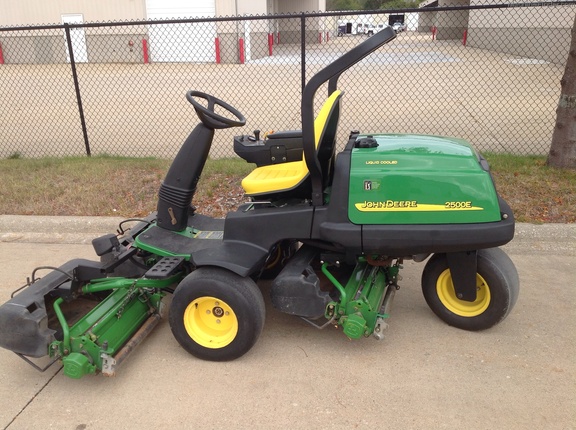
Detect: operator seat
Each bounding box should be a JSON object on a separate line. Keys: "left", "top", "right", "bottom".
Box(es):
{"left": 241, "top": 90, "right": 343, "bottom": 199}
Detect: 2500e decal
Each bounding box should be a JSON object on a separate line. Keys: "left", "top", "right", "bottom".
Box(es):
{"left": 355, "top": 200, "right": 484, "bottom": 212}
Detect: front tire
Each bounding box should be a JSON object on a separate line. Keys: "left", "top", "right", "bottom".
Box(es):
{"left": 421, "top": 248, "right": 519, "bottom": 331}
{"left": 169, "top": 267, "right": 265, "bottom": 361}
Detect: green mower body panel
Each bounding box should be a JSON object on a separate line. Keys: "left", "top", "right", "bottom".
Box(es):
{"left": 348, "top": 134, "right": 501, "bottom": 225}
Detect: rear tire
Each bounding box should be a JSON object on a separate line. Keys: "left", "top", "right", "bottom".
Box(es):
{"left": 169, "top": 267, "right": 265, "bottom": 361}
{"left": 421, "top": 248, "right": 519, "bottom": 331}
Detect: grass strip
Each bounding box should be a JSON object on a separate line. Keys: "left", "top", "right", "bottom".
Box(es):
{"left": 1, "top": 154, "right": 574, "bottom": 223}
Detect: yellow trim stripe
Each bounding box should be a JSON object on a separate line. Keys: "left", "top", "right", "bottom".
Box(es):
{"left": 355, "top": 203, "right": 484, "bottom": 212}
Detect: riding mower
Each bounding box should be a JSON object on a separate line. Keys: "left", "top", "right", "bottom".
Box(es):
{"left": 0, "top": 27, "right": 519, "bottom": 379}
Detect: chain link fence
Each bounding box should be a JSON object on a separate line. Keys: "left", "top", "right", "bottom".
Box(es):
{"left": 0, "top": 2, "right": 574, "bottom": 159}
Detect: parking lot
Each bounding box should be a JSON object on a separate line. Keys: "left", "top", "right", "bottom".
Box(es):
{"left": 0, "top": 218, "right": 575, "bottom": 429}
{"left": 0, "top": 32, "right": 564, "bottom": 158}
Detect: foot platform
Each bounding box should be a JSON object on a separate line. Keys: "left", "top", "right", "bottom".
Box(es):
{"left": 145, "top": 257, "right": 184, "bottom": 279}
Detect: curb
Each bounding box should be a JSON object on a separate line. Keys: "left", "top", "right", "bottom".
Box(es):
{"left": 0, "top": 215, "right": 124, "bottom": 245}
{"left": 502, "top": 223, "right": 576, "bottom": 255}
{"left": 1, "top": 215, "right": 575, "bottom": 254}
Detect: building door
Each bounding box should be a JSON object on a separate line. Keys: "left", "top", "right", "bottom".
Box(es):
{"left": 145, "top": 0, "right": 216, "bottom": 63}
{"left": 61, "top": 14, "right": 89, "bottom": 63}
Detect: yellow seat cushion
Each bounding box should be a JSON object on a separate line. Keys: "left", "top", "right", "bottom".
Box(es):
{"left": 242, "top": 90, "right": 342, "bottom": 197}
{"left": 241, "top": 160, "right": 308, "bottom": 196}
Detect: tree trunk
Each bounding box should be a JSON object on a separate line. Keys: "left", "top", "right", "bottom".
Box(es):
{"left": 547, "top": 13, "right": 576, "bottom": 169}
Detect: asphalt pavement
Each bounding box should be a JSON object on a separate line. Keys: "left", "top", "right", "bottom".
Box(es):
{"left": 0, "top": 215, "right": 574, "bottom": 430}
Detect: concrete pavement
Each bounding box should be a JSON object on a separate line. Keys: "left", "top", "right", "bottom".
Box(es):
{"left": 0, "top": 216, "right": 574, "bottom": 429}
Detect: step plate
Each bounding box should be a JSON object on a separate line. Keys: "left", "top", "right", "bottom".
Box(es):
{"left": 145, "top": 257, "right": 184, "bottom": 279}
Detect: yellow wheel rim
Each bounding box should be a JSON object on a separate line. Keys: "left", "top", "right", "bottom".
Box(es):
{"left": 436, "top": 269, "right": 491, "bottom": 317}
{"left": 183, "top": 296, "right": 238, "bottom": 349}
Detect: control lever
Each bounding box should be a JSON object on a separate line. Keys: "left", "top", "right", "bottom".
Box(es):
{"left": 248, "top": 129, "right": 260, "bottom": 142}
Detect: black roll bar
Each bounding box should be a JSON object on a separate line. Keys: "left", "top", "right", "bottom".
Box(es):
{"left": 301, "top": 26, "right": 396, "bottom": 206}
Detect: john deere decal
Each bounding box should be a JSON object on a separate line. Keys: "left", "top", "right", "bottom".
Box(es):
{"left": 355, "top": 200, "right": 484, "bottom": 212}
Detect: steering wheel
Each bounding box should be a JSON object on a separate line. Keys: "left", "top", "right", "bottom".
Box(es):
{"left": 186, "top": 91, "right": 246, "bottom": 130}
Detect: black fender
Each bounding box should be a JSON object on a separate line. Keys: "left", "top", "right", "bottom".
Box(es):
{"left": 190, "top": 241, "right": 269, "bottom": 278}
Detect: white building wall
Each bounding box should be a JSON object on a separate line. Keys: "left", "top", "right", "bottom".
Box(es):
{"left": 0, "top": 0, "right": 147, "bottom": 26}
{"left": 277, "top": 0, "right": 321, "bottom": 13}
{"left": 468, "top": 0, "right": 575, "bottom": 64}
{"left": 469, "top": 0, "right": 574, "bottom": 28}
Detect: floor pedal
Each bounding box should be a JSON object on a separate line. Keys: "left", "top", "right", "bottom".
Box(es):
{"left": 145, "top": 257, "right": 184, "bottom": 279}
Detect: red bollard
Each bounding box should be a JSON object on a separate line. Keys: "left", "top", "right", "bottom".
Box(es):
{"left": 142, "top": 39, "right": 149, "bottom": 64}
{"left": 462, "top": 29, "right": 468, "bottom": 46}
{"left": 268, "top": 33, "right": 273, "bottom": 56}
{"left": 239, "top": 38, "right": 245, "bottom": 64}
{"left": 276, "top": 32, "right": 280, "bottom": 45}
{"left": 318, "top": 32, "right": 322, "bottom": 43}
{"left": 432, "top": 26, "right": 437, "bottom": 41}
{"left": 215, "top": 37, "right": 221, "bottom": 64}
{"left": 326, "top": 31, "right": 329, "bottom": 43}
{"left": 0, "top": 42, "right": 5, "bottom": 65}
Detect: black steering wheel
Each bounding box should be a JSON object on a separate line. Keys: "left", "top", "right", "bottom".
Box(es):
{"left": 186, "top": 91, "right": 246, "bottom": 130}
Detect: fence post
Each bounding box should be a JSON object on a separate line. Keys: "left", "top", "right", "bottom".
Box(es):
{"left": 0, "top": 42, "right": 4, "bottom": 64}
{"left": 300, "top": 13, "right": 306, "bottom": 94}
{"left": 64, "top": 24, "right": 91, "bottom": 157}
{"left": 142, "top": 39, "right": 149, "bottom": 63}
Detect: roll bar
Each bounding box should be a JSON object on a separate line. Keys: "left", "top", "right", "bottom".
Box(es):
{"left": 301, "top": 26, "right": 396, "bottom": 206}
